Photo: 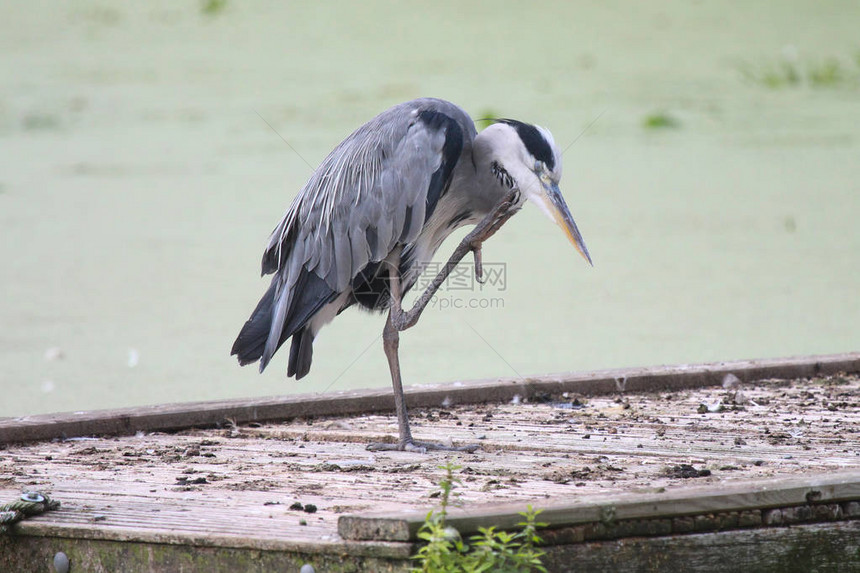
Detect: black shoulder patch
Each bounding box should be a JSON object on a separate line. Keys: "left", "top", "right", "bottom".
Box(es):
{"left": 497, "top": 119, "right": 555, "bottom": 170}
{"left": 417, "top": 110, "right": 464, "bottom": 222}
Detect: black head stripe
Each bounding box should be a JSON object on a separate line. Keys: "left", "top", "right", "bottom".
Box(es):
{"left": 497, "top": 119, "right": 555, "bottom": 170}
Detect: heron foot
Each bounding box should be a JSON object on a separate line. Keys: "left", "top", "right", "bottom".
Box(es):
{"left": 468, "top": 203, "right": 518, "bottom": 284}
{"left": 472, "top": 245, "right": 484, "bottom": 283}
{"left": 366, "top": 439, "right": 480, "bottom": 454}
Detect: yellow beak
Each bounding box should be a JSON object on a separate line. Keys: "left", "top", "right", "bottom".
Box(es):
{"left": 541, "top": 182, "right": 592, "bottom": 266}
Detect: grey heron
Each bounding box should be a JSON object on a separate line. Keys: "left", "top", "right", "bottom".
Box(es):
{"left": 232, "top": 98, "right": 592, "bottom": 452}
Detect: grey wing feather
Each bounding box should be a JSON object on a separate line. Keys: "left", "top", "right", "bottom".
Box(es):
{"left": 257, "top": 98, "right": 474, "bottom": 368}
{"left": 264, "top": 98, "right": 473, "bottom": 287}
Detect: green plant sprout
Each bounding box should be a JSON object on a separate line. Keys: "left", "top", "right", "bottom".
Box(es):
{"left": 411, "top": 459, "right": 548, "bottom": 573}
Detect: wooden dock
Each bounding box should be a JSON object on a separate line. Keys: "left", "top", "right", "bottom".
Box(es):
{"left": 1, "top": 353, "right": 859, "bottom": 572}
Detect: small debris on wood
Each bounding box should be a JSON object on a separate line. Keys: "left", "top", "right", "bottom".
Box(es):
{"left": 662, "top": 464, "right": 711, "bottom": 479}
{"left": 697, "top": 402, "right": 723, "bottom": 414}
{"left": 174, "top": 476, "right": 207, "bottom": 485}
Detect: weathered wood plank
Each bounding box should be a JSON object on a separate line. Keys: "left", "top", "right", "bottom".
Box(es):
{"left": 1, "top": 352, "right": 858, "bottom": 444}
{"left": 542, "top": 521, "right": 860, "bottom": 573}
{"left": 3, "top": 520, "right": 858, "bottom": 573}
{"left": 338, "top": 472, "right": 860, "bottom": 541}
{"left": 0, "top": 536, "right": 413, "bottom": 573}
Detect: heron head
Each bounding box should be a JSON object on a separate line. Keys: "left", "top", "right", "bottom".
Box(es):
{"left": 482, "top": 120, "right": 592, "bottom": 266}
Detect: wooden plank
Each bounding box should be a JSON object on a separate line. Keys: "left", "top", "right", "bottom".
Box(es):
{"left": 338, "top": 472, "right": 860, "bottom": 541}
{"left": 0, "top": 536, "right": 413, "bottom": 573}
{"left": 542, "top": 521, "right": 860, "bottom": 573}
{"left": 1, "top": 352, "right": 858, "bottom": 444}
{"left": 4, "top": 521, "right": 858, "bottom": 573}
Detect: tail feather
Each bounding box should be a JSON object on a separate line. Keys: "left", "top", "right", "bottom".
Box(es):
{"left": 231, "top": 269, "right": 337, "bottom": 376}
{"left": 231, "top": 280, "right": 277, "bottom": 366}
{"left": 287, "top": 327, "right": 314, "bottom": 379}
{"left": 260, "top": 279, "right": 295, "bottom": 372}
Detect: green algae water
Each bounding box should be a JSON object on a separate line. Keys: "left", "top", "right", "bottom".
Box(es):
{"left": 1, "top": 1, "right": 858, "bottom": 416}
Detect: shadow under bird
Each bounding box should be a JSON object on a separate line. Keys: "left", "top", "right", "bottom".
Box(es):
{"left": 232, "top": 98, "right": 592, "bottom": 452}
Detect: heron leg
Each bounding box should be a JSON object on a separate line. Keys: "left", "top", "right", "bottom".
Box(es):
{"left": 382, "top": 313, "right": 413, "bottom": 445}
{"left": 367, "top": 191, "right": 520, "bottom": 453}
{"left": 366, "top": 250, "right": 479, "bottom": 454}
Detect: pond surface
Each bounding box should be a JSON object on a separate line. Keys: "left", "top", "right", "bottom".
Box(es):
{"left": 1, "top": 1, "right": 858, "bottom": 416}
